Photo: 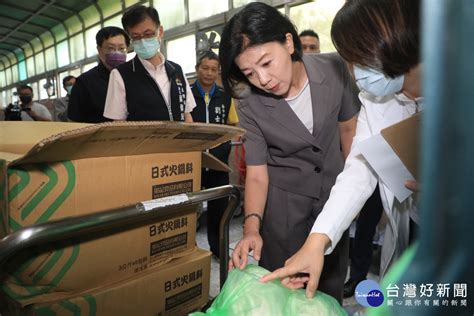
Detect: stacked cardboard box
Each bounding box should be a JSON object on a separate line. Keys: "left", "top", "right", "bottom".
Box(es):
{"left": 6, "top": 249, "right": 212, "bottom": 316}
{"left": 0, "top": 121, "right": 243, "bottom": 315}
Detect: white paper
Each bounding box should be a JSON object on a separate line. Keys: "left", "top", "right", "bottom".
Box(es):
{"left": 141, "top": 194, "right": 189, "bottom": 211}
{"left": 357, "top": 133, "right": 415, "bottom": 202}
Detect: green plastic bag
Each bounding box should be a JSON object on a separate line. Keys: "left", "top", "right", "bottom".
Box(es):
{"left": 190, "top": 265, "right": 347, "bottom": 316}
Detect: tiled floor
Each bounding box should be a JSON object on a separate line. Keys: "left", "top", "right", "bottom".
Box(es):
{"left": 196, "top": 209, "right": 379, "bottom": 315}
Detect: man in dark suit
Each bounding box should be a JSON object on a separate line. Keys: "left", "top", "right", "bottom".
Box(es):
{"left": 190, "top": 51, "right": 238, "bottom": 258}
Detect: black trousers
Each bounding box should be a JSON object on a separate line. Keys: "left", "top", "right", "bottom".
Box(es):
{"left": 259, "top": 184, "right": 349, "bottom": 304}
{"left": 349, "top": 185, "right": 383, "bottom": 281}
{"left": 201, "top": 169, "right": 229, "bottom": 258}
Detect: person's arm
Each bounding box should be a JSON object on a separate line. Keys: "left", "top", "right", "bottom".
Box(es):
{"left": 337, "top": 54, "right": 361, "bottom": 159}
{"left": 103, "top": 69, "right": 128, "bottom": 121}
{"left": 313, "top": 104, "right": 378, "bottom": 252}
{"left": 184, "top": 112, "right": 194, "bottom": 122}
{"left": 58, "top": 107, "right": 68, "bottom": 122}
{"left": 26, "top": 110, "right": 50, "bottom": 121}
{"left": 183, "top": 76, "right": 196, "bottom": 122}
{"left": 27, "top": 104, "right": 52, "bottom": 121}
{"left": 53, "top": 99, "right": 62, "bottom": 121}
{"left": 338, "top": 115, "right": 357, "bottom": 159}
{"left": 231, "top": 165, "right": 268, "bottom": 270}
{"left": 68, "top": 78, "right": 87, "bottom": 122}
{"left": 230, "top": 99, "right": 269, "bottom": 270}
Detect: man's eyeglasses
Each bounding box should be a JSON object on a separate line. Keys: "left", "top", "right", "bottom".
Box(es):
{"left": 103, "top": 46, "right": 128, "bottom": 54}
{"left": 130, "top": 31, "right": 157, "bottom": 42}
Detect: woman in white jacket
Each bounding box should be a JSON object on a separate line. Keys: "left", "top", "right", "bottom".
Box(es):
{"left": 261, "top": 0, "right": 422, "bottom": 298}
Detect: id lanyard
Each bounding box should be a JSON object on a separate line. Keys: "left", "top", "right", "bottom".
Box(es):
{"left": 205, "top": 93, "right": 210, "bottom": 123}
{"left": 196, "top": 81, "right": 216, "bottom": 123}
{"left": 197, "top": 82, "right": 216, "bottom": 162}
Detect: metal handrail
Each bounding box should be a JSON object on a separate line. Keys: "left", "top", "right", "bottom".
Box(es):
{"left": 0, "top": 185, "right": 241, "bottom": 290}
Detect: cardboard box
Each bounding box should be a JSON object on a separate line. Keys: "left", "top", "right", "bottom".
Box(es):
{"left": 0, "top": 121, "right": 243, "bottom": 305}
{"left": 9, "top": 249, "right": 212, "bottom": 316}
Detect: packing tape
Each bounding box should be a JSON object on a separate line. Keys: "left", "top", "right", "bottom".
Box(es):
{"left": 140, "top": 194, "right": 189, "bottom": 212}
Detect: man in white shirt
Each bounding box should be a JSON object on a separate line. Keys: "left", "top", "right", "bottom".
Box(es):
{"left": 4, "top": 85, "right": 52, "bottom": 121}
{"left": 104, "top": 5, "right": 195, "bottom": 122}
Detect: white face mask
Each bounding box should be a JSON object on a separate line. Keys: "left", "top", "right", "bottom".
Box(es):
{"left": 353, "top": 65, "right": 404, "bottom": 97}
{"left": 132, "top": 37, "right": 160, "bottom": 60}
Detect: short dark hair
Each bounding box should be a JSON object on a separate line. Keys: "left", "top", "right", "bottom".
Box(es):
{"left": 96, "top": 26, "right": 130, "bottom": 47}
{"left": 219, "top": 2, "right": 302, "bottom": 98}
{"left": 62, "top": 75, "right": 75, "bottom": 86}
{"left": 331, "top": 0, "right": 420, "bottom": 78}
{"left": 196, "top": 51, "right": 219, "bottom": 68}
{"left": 17, "top": 85, "right": 33, "bottom": 94}
{"left": 299, "top": 29, "right": 319, "bottom": 40}
{"left": 122, "top": 5, "right": 160, "bottom": 32}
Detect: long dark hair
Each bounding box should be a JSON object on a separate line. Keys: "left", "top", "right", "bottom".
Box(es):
{"left": 331, "top": 0, "right": 420, "bottom": 78}
{"left": 219, "top": 2, "right": 302, "bottom": 98}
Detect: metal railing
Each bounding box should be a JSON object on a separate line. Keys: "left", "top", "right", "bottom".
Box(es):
{"left": 0, "top": 185, "right": 241, "bottom": 290}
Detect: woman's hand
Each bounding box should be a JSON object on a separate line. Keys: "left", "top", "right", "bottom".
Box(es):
{"left": 405, "top": 180, "right": 421, "bottom": 192}
{"left": 229, "top": 229, "right": 263, "bottom": 270}
{"left": 231, "top": 164, "right": 268, "bottom": 270}
{"left": 259, "top": 233, "right": 330, "bottom": 298}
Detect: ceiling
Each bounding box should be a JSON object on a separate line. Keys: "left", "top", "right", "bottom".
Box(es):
{"left": 0, "top": 0, "right": 96, "bottom": 62}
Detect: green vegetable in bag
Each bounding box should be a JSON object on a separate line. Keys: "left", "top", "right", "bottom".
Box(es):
{"left": 190, "top": 264, "right": 347, "bottom": 316}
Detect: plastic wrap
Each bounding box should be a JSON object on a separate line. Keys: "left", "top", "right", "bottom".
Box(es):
{"left": 190, "top": 264, "right": 346, "bottom": 316}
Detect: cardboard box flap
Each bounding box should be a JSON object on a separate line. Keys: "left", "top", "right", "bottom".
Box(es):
{"left": 380, "top": 112, "right": 421, "bottom": 177}
{"left": 0, "top": 152, "right": 23, "bottom": 162}
{"left": 202, "top": 151, "right": 232, "bottom": 172}
{"left": 0, "top": 121, "right": 244, "bottom": 166}
{"left": 0, "top": 121, "right": 91, "bottom": 155}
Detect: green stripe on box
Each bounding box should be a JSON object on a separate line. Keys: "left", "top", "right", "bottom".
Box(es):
{"left": 49, "top": 245, "right": 80, "bottom": 287}
{"left": 32, "top": 249, "right": 64, "bottom": 284}
{"left": 8, "top": 168, "right": 30, "bottom": 202}
{"left": 59, "top": 300, "right": 81, "bottom": 316}
{"left": 14, "top": 254, "right": 38, "bottom": 276}
{"left": 36, "top": 161, "right": 76, "bottom": 223}
{"left": 7, "top": 162, "right": 75, "bottom": 229}
{"left": 84, "top": 295, "right": 97, "bottom": 316}
{"left": 7, "top": 168, "right": 30, "bottom": 231}
{"left": 8, "top": 217, "right": 21, "bottom": 231}
{"left": 21, "top": 164, "right": 58, "bottom": 220}
{"left": 1, "top": 280, "right": 52, "bottom": 300}
{"left": 35, "top": 306, "right": 57, "bottom": 316}
{"left": 3, "top": 162, "right": 80, "bottom": 300}
{"left": 3, "top": 245, "right": 80, "bottom": 299}
{"left": 10, "top": 162, "right": 77, "bottom": 285}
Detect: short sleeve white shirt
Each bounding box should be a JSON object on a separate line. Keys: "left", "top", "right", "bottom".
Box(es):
{"left": 104, "top": 53, "right": 196, "bottom": 120}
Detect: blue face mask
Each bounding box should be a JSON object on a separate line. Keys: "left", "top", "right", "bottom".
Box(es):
{"left": 132, "top": 37, "right": 160, "bottom": 60}
{"left": 65, "top": 85, "right": 73, "bottom": 95}
{"left": 353, "top": 65, "right": 404, "bottom": 97}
